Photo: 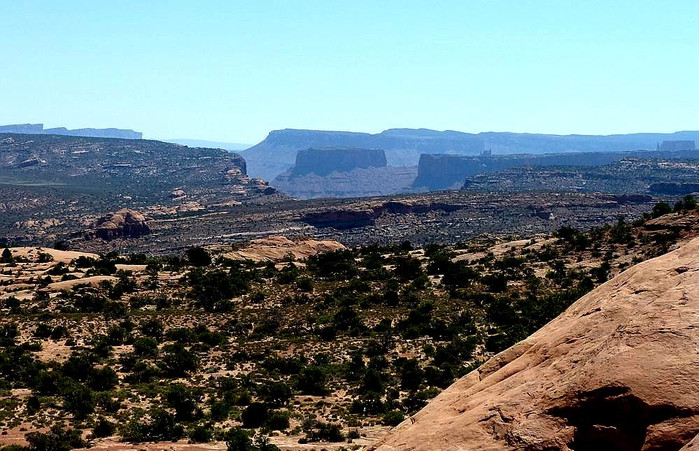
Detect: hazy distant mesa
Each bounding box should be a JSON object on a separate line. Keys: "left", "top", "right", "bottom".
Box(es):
{"left": 0, "top": 123, "right": 142, "bottom": 140}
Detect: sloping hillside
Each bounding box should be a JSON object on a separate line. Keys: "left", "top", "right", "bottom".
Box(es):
{"left": 372, "top": 237, "right": 699, "bottom": 450}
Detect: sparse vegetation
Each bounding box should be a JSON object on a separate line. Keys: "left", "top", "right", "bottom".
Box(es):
{"left": 0, "top": 203, "right": 695, "bottom": 448}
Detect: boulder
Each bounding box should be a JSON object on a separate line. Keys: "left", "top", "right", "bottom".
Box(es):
{"left": 95, "top": 209, "right": 151, "bottom": 240}
{"left": 169, "top": 189, "right": 186, "bottom": 199}
{"left": 372, "top": 237, "right": 699, "bottom": 450}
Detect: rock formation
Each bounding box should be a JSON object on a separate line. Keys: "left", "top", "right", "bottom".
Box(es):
{"left": 300, "top": 200, "right": 465, "bottom": 229}
{"left": 95, "top": 209, "right": 151, "bottom": 240}
{"left": 272, "top": 153, "right": 417, "bottom": 199}
{"left": 242, "top": 127, "right": 699, "bottom": 181}
{"left": 416, "top": 148, "right": 699, "bottom": 191}
{"left": 291, "top": 148, "right": 387, "bottom": 177}
{"left": 372, "top": 237, "right": 699, "bottom": 450}
{"left": 242, "top": 128, "right": 484, "bottom": 180}
{"left": 225, "top": 236, "right": 345, "bottom": 262}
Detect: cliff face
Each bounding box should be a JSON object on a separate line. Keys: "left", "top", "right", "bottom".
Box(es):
{"left": 270, "top": 148, "right": 416, "bottom": 199}
{"left": 242, "top": 128, "right": 699, "bottom": 181}
{"left": 291, "top": 148, "right": 387, "bottom": 176}
{"left": 272, "top": 166, "right": 417, "bottom": 199}
{"left": 242, "top": 128, "right": 484, "bottom": 180}
{"left": 372, "top": 237, "right": 699, "bottom": 450}
{"left": 0, "top": 124, "right": 142, "bottom": 139}
{"left": 415, "top": 149, "right": 699, "bottom": 191}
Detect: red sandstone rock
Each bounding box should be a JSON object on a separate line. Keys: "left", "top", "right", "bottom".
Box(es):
{"left": 372, "top": 238, "right": 699, "bottom": 450}
{"left": 95, "top": 209, "right": 151, "bottom": 240}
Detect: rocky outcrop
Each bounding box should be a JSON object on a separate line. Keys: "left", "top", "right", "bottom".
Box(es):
{"left": 372, "top": 237, "right": 699, "bottom": 450}
{"left": 225, "top": 236, "right": 345, "bottom": 262}
{"left": 169, "top": 189, "right": 187, "bottom": 199}
{"left": 302, "top": 209, "right": 376, "bottom": 229}
{"left": 291, "top": 148, "right": 387, "bottom": 177}
{"left": 300, "top": 200, "right": 466, "bottom": 229}
{"left": 0, "top": 123, "right": 142, "bottom": 139}
{"left": 95, "top": 209, "right": 151, "bottom": 240}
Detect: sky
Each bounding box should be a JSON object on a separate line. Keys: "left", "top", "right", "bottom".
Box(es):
{"left": 1, "top": 1, "right": 698, "bottom": 144}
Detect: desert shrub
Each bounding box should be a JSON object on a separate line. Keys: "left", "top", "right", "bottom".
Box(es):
{"left": 307, "top": 250, "right": 358, "bottom": 280}
{"left": 258, "top": 381, "right": 292, "bottom": 407}
{"left": 423, "top": 364, "right": 454, "bottom": 388}
{"left": 674, "top": 195, "right": 697, "bottom": 212}
{"left": 25, "top": 425, "right": 86, "bottom": 451}
{"left": 186, "top": 247, "right": 212, "bottom": 267}
{"left": 393, "top": 256, "right": 423, "bottom": 281}
{"left": 59, "top": 380, "right": 95, "bottom": 419}
{"left": 121, "top": 409, "right": 184, "bottom": 442}
{"left": 73, "top": 291, "right": 108, "bottom": 313}
{"left": 140, "top": 318, "right": 164, "bottom": 338}
{"left": 294, "top": 276, "right": 314, "bottom": 292}
{"left": 306, "top": 421, "right": 345, "bottom": 442}
{"left": 276, "top": 264, "right": 299, "bottom": 284}
{"left": 241, "top": 402, "right": 269, "bottom": 428}
{"left": 166, "top": 383, "right": 200, "bottom": 421}
{"left": 167, "top": 327, "right": 195, "bottom": 344}
{"left": 651, "top": 202, "right": 672, "bottom": 218}
{"left": 0, "top": 248, "right": 14, "bottom": 264}
{"left": 47, "top": 262, "right": 69, "bottom": 276}
{"left": 160, "top": 343, "right": 198, "bottom": 377}
{"left": 294, "top": 366, "right": 327, "bottom": 395}
{"left": 350, "top": 394, "right": 385, "bottom": 415}
{"left": 92, "top": 417, "right": 117, "bottom": 438}
{"left": 359, "top": 368, "right": 384, "bottom": 395}
{"left": 609, "top": 216, "right": 634, "bottom": 244}
{"left": 133, "top": 337, "right": 159, "bottom": 357}
{"left": 261, "top": 356, "right": 306, "bottom": 375}
{"left": 398, "top": 358, "right": 423, "bottom": 391}
{"left": 124, "top": 361, "right": 160, "bottom": 383}
{"left": 332, "top": 306, "right": 363, "bottom": 332}
{"left": 88, "top": 367, "right": 118, "bottom": 391}
{"left": 482, "top": 273, "right": 508, "bottom": 292}
{"left": 187, "top": 268, "right": 249, "bottom": 312}
{"left": 225, "top": 427, "right": 252, "bottom": 451}
{"left": 210, "top": 400, "right": 231, "bottom": 421}
{"left": 267, "top": 410, "right": 290, "bottom": 430}
{"left": 382, "top": 410, "right": 405, "bottom": 426}
{"left": 440, "top": 261, "right": 479, "bottom": 288}
{"left": 188, "top": 424, "right": 213, "bottom": 443}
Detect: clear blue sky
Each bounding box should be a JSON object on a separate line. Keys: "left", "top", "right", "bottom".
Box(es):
{"left": 2, "top": 1, "right": 698, "bottom": 144}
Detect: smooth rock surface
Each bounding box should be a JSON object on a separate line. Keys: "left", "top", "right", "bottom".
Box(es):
{"left": 372, "top": 237, "right": 699, "bottom": 450}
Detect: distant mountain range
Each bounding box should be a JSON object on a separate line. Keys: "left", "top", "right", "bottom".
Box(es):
{"left": 242, "top": 128, "right": 699, "bottom": 180}
{"left": 0, "top": 123, "right": 142, "bottom": 140}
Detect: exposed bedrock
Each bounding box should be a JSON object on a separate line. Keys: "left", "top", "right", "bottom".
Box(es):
{"left": 371, "top": 237, "right": 699, "bottom": 450}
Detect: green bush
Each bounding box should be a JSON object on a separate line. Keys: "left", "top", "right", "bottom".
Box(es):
{"left": 294, "top": 366, "right": 327, "bottom": 395}
{"left": 241, "top": 402, "right": 269, "bottom": 428}
{"left": 25, "top": 425, "right": 86, "bottom": 451}
{"left": 381, "top": 410, "right": 405, "bottom": 426}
